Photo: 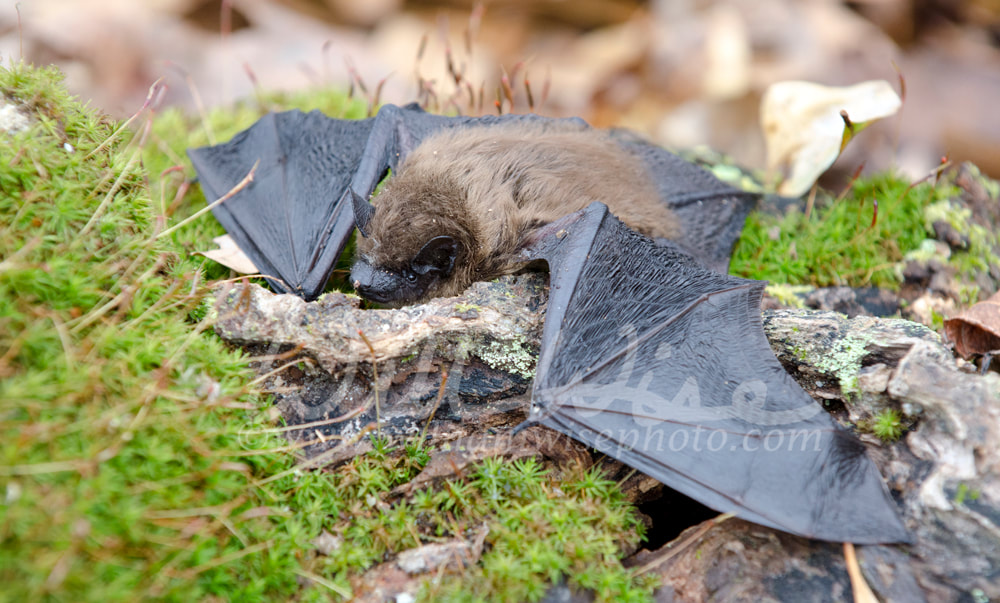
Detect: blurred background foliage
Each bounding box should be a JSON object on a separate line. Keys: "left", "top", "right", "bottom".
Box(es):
{"left": 2, "top": 0, "right": 999, "bottom": 188}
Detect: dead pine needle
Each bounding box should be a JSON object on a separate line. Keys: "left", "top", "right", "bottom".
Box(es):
{"left": 356, "top": 329, "right": 381, "bottom": 438}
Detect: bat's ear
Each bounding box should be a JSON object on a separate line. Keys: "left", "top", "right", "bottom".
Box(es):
{"left": 351, "top": 190, "right": 376, "bottom": 237}
{"left": 412, "top": 236, "right": 457, "bottom": 276}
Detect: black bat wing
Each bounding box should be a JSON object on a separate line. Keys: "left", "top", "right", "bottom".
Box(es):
{"left": 188, "top": 110, "right": 379, "bottom": 299}
{"left": 518, "top": 203, "right": 910, "bottom": 544}
{"left": 187, "top": 104, "right": 582, "bottom": 298}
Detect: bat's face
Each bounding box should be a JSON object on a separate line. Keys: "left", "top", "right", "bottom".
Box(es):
{"left": 350, "top": 235, "right": 459, "bottom": 305}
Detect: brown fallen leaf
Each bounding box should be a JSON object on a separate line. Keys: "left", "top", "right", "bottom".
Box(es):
{"left": 944, "top": 291, "right": 1000, "bottom": 359}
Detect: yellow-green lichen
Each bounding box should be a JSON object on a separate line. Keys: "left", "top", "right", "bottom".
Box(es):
{"left": 765, "top": 283, "right": 812, "bottom": 309}
{"left": 476, "top": 334, "right": 537, "bottom": 380}
{"left": 924, "top": 197, "right": 1000, "bottom": 292}
{"left": 812, "top": 332, "right": 873, "bottom": 398}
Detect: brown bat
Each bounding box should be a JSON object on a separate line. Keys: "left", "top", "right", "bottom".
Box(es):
{"left": 188, "top": 104, "right": 911, "bottom": 544}
{"left": 349, "top": 122, "right": 681, "bottom": 304}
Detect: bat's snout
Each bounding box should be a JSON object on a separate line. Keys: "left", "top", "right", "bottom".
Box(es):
{"left": 350, "top": 259, "right": 405, "bottom": 304}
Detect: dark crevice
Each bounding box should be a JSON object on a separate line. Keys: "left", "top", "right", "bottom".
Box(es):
{"left": 637, "top": 488, "right": 718, "bottom": 550}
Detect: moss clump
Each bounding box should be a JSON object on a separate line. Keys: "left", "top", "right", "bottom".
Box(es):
{"left": 924, "top": 196, "right": 1000, "bottom": 293}
{"left": 731, "top": 172, "right": 956, "bottom": 288}
{"left": 870, "top": 409, "right": 905, "bottom": 442}
{"left": 764, "top": 284, "right": 812, "bottom": 308}
{"left": 0, "top": 61, "right": 368, "bottom": 601}
{"left": 422, "top": 459, "right": 654, "bottom": 602}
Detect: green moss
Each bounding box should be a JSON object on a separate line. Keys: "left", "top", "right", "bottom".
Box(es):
{"left": 421, "top": 459, "right": 654, "bottom": 602}
{"left": 764, "top": 284, "right": 811, "bottom": 309}
{"left": 731, "top": 172, "right": 954, "bottom": 288}
{"left": 870, "top": 409, "right": 904, "bottom": 442}
{"left": 953, "top": 482, "right": 981, "bottom": 505}
{"left": 0, "top": 61, "right": 651, "bottom": 601}
{"left": 0, "top": 61, "right": 311, "bottom": 601}
{"left": 924, "top": 196, "right": 1000, "bottom": 293}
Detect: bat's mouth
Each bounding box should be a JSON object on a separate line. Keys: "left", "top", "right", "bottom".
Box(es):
{"left": 352, "top": 282, "right": 396, "bottom": 305}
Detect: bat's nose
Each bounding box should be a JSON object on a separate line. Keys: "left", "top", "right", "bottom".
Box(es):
{"left": 350, "top": 261, "right": 376, "bottom": 291}
{"left": 349, "top": 260, "right": 399, "bottom": 304}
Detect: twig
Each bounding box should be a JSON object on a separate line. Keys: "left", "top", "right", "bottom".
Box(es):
{"left": 844, "top": 542, "right": 878, "bottom": 603}
{"left": 156, "top": 160, "right": 258, "bottom": 240}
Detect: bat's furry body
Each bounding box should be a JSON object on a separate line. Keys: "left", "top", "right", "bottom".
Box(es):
{"left": 352, "top": 123, "right": 679, "bottom": 303}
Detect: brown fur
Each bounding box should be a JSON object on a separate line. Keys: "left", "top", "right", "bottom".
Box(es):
{"left": 356, "top": 121, "right": 679, "bottom": 299}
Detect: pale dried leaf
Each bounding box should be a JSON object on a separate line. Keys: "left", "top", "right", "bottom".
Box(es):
{"left": 195, "top": 234, "right": 258, "bottom": 274}
{"left": 761, "top": 80, "right": 901, "bottom": 197}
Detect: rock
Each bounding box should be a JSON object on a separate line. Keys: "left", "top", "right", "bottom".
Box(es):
{"left": 886, "top": 341, "right": 1000, "bottom": 599}
{"left": 350, "top": 525, "right": 489, "bottom": 603}
{"left": 627, "top": 518, "right": 923, "bottom": 603}
{"left": 803, "top": 286, "right": 901, "bottom": 318}
{"left": 761, "top": 308, "right": 940, "bottom": 410}
{"left": 313, "top": 530, "right": 343, "bottom": 556}
{"left": 931, "top": 219, "right": 970, "bottom": 252}
{"left": 762, "top": 309, "right": 1000, "bottom": 601}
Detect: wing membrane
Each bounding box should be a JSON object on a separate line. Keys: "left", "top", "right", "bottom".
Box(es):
{"left": 523, "top": 203, "right": 910, "bottom": 544}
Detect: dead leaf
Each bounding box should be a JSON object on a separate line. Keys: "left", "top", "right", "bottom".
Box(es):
{"left": 394, "top": 524, "right": 488, "bottom": 575}
{"left": 944, "top": 291, "right": 1000, "bottom": 358}
{"left": 194, "top": 234, "right": 258, "bottom": 274}
{"left": 761, "top": 80, "right": 902, "bottom": 197}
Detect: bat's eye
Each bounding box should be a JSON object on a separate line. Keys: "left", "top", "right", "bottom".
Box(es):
{"left": 404, "top": 269, "right": 417, "bottom": 283}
